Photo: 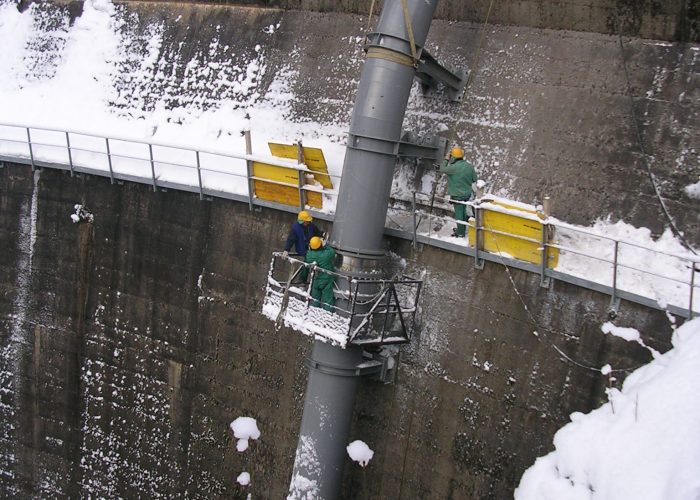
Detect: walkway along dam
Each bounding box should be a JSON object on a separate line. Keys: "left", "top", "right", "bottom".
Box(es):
{"left": 0, "top": 0, "right": 698, "bottom": 498}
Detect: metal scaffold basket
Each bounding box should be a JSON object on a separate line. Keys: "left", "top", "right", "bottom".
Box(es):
{"left": 262, "top": 252, "right": 422, "bottom": 348}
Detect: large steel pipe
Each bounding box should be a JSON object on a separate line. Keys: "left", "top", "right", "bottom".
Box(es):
{"left": 289, "top": 1, "right": 439, "bottom": 498}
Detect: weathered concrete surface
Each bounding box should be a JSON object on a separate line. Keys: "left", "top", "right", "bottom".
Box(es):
{"left": 0, "top": 164, "right": 675, "bottom": 497}
{"left": 347, "top": 237, "right": 674, "bottom": 498}
{"left": 136, "top": 0, "right": 700, "bottom": 42}
{"left": 0, "top": 165, "right": 315, "bottom": 498}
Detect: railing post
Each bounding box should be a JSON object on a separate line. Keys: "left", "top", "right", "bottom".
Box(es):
{"left": 411, "top": 192, "right": 418, "bottom": 250}
{"left": 244, "top": 130, "right": 254, "bottom": 210}
{"left": 65, "top": 132, "right": 74, "bottom": 177}
{"left": 689, "top": 264, "right": 697, "bottom": 319}
{"left": 148, "top": 143, "right": 157, "bottom": 191}
{"left": 540, "top": 221, "right": 549, "bottom": 287}
{"left": 610, "top": 240, "right": 619, "bottom": 315}
{"left": 380, "top": 285, "right": 393, "bottom": 343}
{"left": 348, "top": 279, "right": 360, "bottom": 343}
{"left": 105, "top": 138, "right": 115, "bottom": 184}
{"left": 298, "top": 171, "right": 306, "bottom": 211}
{"left": 540, "top": 195, "right": 552, "bottom": 286}
{"left": 195, "top": 151, "right": 204, "bottom": 200}
{"left": 26, "top": 128, "right": 35, "bottom": 171}
{"left": 473, "top": 205, "right": 484, "bottom": 269}
{"left": 297, "top": 140, "right": 306, "bottom": 211}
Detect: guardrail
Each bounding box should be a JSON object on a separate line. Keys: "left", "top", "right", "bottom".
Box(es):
{"left": 264, "top": 253, "right": 422, "bottom": 347}
{"left": 390, "top": 191, "right": 700, "bottom": 319}
{"left": 1, "top": 122, "right": 698, "bottom": 319}
{"left": 0, "top": 122, "right": 341, "bottom": 212}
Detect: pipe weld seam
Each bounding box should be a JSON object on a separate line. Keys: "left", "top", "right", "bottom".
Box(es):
{"left": 306, "top": 358, "right": 365, "bottom": 378}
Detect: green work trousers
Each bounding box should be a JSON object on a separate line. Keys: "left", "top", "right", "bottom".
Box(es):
{"left": 311, "top": 277, "right": 335, "bottom": 311}
{"left": 452, "top": 197, "right": 470, "bottom": 237}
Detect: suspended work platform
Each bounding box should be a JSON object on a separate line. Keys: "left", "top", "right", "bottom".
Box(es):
{"left": 262, "top": 253, "right": 422, "bottom": 348}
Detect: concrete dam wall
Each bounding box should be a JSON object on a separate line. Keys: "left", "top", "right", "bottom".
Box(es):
{"left": 0, "top": 165, "right": 676, "bottom": 498}
{"left": 142, "top": 0, "right": 700, "bottom": 42}
{"left": 1, "top": 0, "right": 697, "bottom": 498}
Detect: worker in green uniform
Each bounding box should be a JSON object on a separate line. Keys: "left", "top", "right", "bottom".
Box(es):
{"left": 305, "top": 236, "right": 336, "bottom": 311}
{"left": 438, "top": 146, "right": 478, "bottom": 238}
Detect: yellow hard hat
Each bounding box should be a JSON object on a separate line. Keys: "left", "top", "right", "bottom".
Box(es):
{"left": 298, "top": 210, "right": 313, "bottom": 222}
{"left": 451, "top": 147, "right": 464, "bottom": 159}
{"left": 309, "top": 236, "right": 323, "bottom": 250}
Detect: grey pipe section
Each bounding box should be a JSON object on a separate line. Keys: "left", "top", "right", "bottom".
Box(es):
{"left": 288, "top": 342, "right": 364, "bottom": 499}
{"left": 331, "top": 0, "right": 438, "bottom": 256}
{"left": 289, "top": 1, "right": 439, "bottom": 498}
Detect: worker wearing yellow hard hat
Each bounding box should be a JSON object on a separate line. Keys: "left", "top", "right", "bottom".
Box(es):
{"left": 305, "top": 236, "right": 336, "bottom": 311}
{"left": 283, "top": 210, "right": 324, "bottom": 281}
{"left": 439, "top": 145, "right": 478, "bottom": 238}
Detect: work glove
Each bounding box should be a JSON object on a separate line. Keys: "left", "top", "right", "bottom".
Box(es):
{"left": 282, "top": 250, "right": 289, "bottom": 259}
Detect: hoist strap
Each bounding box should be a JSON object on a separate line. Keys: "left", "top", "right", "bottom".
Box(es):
{"left": 367, "top": 0, "right": 376, "bottom": 31}
{"left": 464, "top": 0, "right": 497, "bottom": 98}
{"left": 366, "top": 46, "right": 415, "bottom": 67}
{"left": 400, "top": 0, "right": 419, "bottom": 66}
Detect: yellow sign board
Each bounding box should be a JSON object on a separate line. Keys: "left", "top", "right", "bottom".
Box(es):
{"left": 268, "top": 143, "right": 333, "bottom": 189}
{"left": 468, "top": 199, "right": 559, "bottom": 268}
{"left": 251, "top": 142, "right": 333, "bottom": 209}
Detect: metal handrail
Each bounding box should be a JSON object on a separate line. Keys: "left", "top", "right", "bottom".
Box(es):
{"left": 398, "top": 191, "right": 699, "bottom": 317}
{"left": 1, "top": 122, "right": 697, "bottom": 318}
{"left": 0, "top": 122, "right": 341, "bottom": 211}
{"left": 267, "top": 253, "right": 421, "bottom": 345}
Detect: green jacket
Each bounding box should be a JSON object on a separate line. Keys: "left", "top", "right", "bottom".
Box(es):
{"left": 440, "top": 158, "right": 478, "bottom": 198}
{"left": 305, "top": 245, "right": 336, "bottom": 281}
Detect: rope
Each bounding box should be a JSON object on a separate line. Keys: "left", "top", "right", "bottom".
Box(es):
{"left": 464, "top": 0, "right": 497, "bottom": 94}
{"left": 479, "top": 214, "right": 649, "bottom": 374}
{"left": 400, "top": 0, "right": 419, "bottom": 66}
{"left": 615, "top": 16, "right": 697, "bottom": 256}
{"left": 366, "top": 46, "right": 415, "bottom": 67}
{"left": 367, "top": 0, "right": 376, "bottom": 31}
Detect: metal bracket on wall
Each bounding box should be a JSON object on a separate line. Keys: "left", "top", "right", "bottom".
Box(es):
{"left": 398, "top": 132, "right": 448, "bottom": 167}
{"left": 608, "top": 296, "right": 621, "bottom": 319}
{"left": 415, "top": 50, "right": 468, "bottom": 102}
{"left": 364, "top": 32, "right": 467, "bottom": 103}
{"left": 357, "top": 351, "right": 397, "bottom": 384}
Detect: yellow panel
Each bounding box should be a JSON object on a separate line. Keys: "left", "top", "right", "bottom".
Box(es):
{"left": 252, "top": 161, "right": 298, "bottom": 185}
{"left": 306, "top": 192, "right": 322, "bottom": 208}
{"left": 252, "top": 178, "right": 323, "bottom": 209}
{"left": 468, "top": 205, "right": 559, "bottom": 268}
{"left": 268, "top": 143, "right": 333, "bottom": 189}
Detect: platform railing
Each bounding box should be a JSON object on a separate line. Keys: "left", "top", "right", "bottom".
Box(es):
{"left": 264, "top": 253, "right": 421, "bottom": 347}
